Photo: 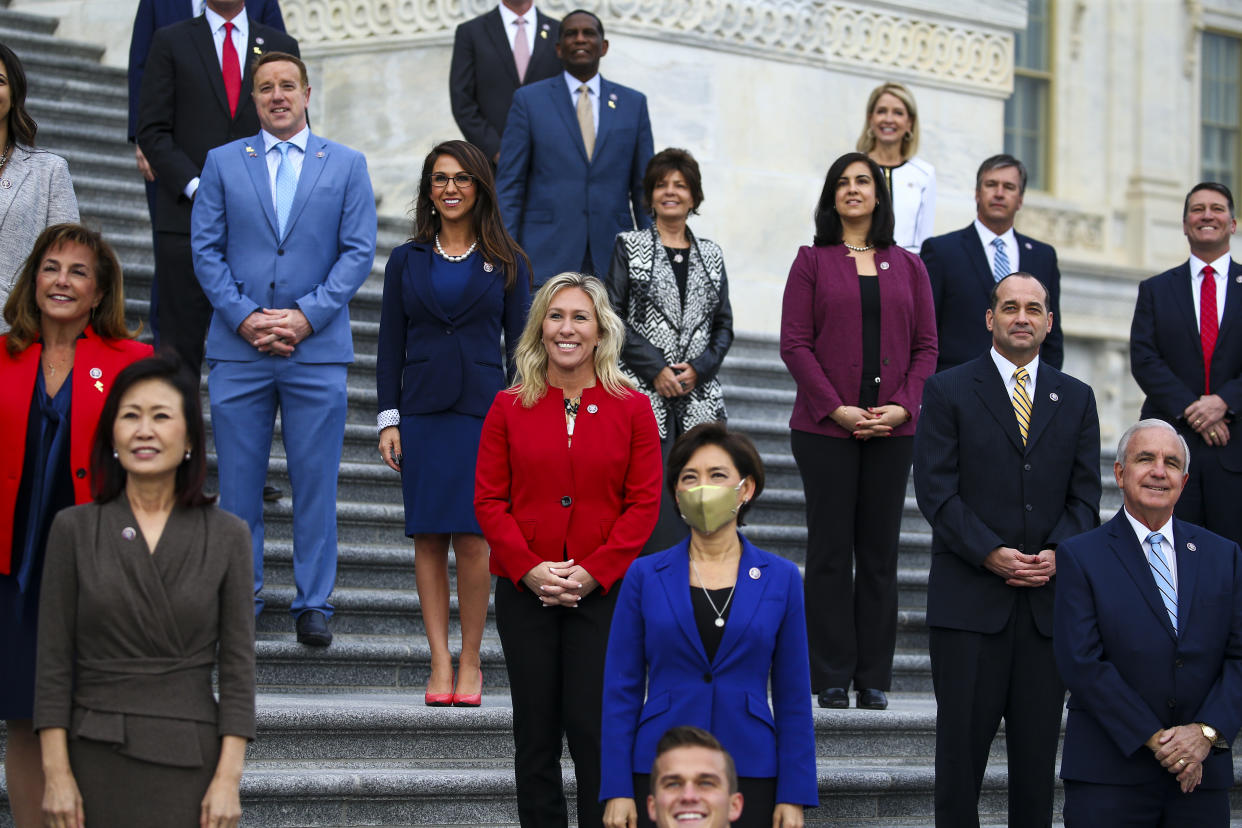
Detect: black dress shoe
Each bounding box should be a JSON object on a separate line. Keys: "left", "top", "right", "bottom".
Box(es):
{"left": 263, "top": 485, "right": 283, "bottom": 502}
{"left": 857, "top": 688, "right": 888, "bottom": 710}
{"left": 296, "top": 610, "right": 332, "bottom": 647}
{"left": 818, "top": 688, "right": 849, "bottom": 708}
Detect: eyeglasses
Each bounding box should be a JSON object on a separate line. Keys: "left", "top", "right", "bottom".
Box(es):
{"left": 429, "top": 172, "right": 476, "bottom": 189}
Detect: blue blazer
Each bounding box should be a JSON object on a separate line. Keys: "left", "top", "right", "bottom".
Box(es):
{"left": 919, "top": 224, "right": 1063, "bottom": 371}
{"left": 600, "top": 535, "right": 818, "bottom": 807}
{"left": 190, "top": 132, "right": 377, "bottom": 364}
{"left": 127, "top": 0, "right": 286, "bottom": 141}
{"left": 496, "top": 74, "right": 653, "bottom": 285}
{"left": 376, "top": 241, "right": 530, "bottom": 417}
{"left": 1131, "top": 259, "right": 1242, "bottom": 471}
{"left": 1055, "top": 512, "right": 1242, "bottom": 788}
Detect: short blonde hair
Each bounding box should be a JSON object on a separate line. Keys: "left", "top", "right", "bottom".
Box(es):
{"left": 509, "top": 272, "right": 632, "bottom": 407}
{"left": 855, "top": 81, "right": 920, "bottom": 161}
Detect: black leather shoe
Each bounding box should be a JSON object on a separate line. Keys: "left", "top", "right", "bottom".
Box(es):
{"left": 857, "top": 688, "right": 888, "bottom": 710}
{"left": 818, "top": 687, "right": 849, "bottom": 708}
{"left": 263, "top": 485, "right": 283, "bottom": 502}
{"left": 296, "top": 610, "right": 332, "bottom": 647}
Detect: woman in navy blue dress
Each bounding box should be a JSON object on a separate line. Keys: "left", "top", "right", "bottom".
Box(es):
{"left": 376, "top": 140, "right": 530, "bottom": 706}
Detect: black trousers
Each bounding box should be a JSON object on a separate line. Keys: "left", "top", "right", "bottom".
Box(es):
{"left": 929, "top": 592, "right": 1065, "bottom": 828}
{"left": 154, "top": 230, "right": 213, "bottom": 377}
{"left": 1173, "top": 434, "right": 1242, "bottom": 548}
{"left": 641, "top": 414, "right": 689, "bottom": 556}
{"left": 792, "top": 429, "right": 912, "bottom": 691}
{"left": 1063, "top": 777, "right": 1228, "bottom": 827}
{"left": 495, "top": 577, "right": 618, "bottom": 828}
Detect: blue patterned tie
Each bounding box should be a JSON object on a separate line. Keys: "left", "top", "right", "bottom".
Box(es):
{"left": 991, "top": 237, "right": 1010, "bottom": 283}
{"left": 1147, "top": 531, "right": 1178, "bottom": 632}
{"left": 274, "top": 141, "right": 296, "bottom": 237}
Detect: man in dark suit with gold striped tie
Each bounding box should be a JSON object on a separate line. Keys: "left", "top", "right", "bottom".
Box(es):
{"left": 914, "top": 272, "right": 1102, "bottom": 827}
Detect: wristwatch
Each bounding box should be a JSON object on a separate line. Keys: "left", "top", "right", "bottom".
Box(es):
{"left": 1198, "top": 722, "right": 1228, "bottom": 750}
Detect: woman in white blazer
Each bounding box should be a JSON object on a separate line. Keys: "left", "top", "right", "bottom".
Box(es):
{"left": 856, "top": 81, "right": 935, "bottom": 253}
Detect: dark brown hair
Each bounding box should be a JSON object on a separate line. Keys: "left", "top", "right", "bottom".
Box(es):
{"left": 643, "top": 148, "right": 704, "bottom": 216}
{"left": 0, "top": 42, "right": 38, "bottom": 147}
{"left": 650, "top": 725, "right": 738, "bottom": 794}
{"left": 250, "top": 50, "right": 308, "bottom": 87}
{"left": 666, "top": 421, "right": 765, "bottom": 526}
{"left": 411, "top": 140, "right": 531, "bottom": 290}
{"left": 91, "top": 352, "right": 214, "bottom": 508}
{"left": 975, "top": 153, "right": 1028, "bottom": 196}
{"left": 4, "top": 223, "right": 139, "bottom": 354}
{"left": 813, "top": 152, "right": 895, "bottom": 248}
{"left": 1183, "top": 181, "right": 1235, "bottom": 219}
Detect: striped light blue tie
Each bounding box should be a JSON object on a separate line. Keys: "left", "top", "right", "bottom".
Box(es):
{"left": 274, "top": 141, "right": 296, "bottom": 237}
{"left": 1147, "top": 531, "right": 1178, "bottom": 632}
{"left": 991, "top": 237, "right": 1010, "bottom": 283}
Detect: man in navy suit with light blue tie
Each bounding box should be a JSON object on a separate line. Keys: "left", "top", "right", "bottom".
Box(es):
{"left": 1055, "top": 419, "right": 1242, "bottom": 826}
{"left": 191, "top": 51, "right": 377, "bottom": 646}
{"left": 496, "top": 8, "right": 653, "bottom": 285}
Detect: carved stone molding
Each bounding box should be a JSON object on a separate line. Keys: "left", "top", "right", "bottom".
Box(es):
{"left": 1185, "top": 0, "right": 1203, "bottom": 79}
{"left": 284, "top": 0, "right": 1013, "bottom": 92}
{"left": 1016, "top": 206, "right": 1105, "bottom": 251}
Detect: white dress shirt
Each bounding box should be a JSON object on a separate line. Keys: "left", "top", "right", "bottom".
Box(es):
{"left": 498, "top": 2, "right": 537, "bottom": 59}
{"left": 990, "top": 347, "right": 1039, "bottom": 401}
{"left": 262, "top": 126, "right": 309, "bottom": 214}
{"left": 1189, "top": 252, "right": 1230, "bottom": 330}
{"left": 1121, "top": 507, "right": 1177, "bottom": 591}
{"left": 185, "top": 7, "right": 249, "bottom": 200}
{"left": 974, "top": 218, "right": 1020, "bottom": 278}
{"left": 562, "top": 71, "right": 599, "bottom": 132}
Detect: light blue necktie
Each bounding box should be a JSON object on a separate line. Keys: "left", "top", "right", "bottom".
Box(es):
{"left": 1147, "top": 531, "right": 1178, "bottom": 632}
{"left": 274, "top": 141, "right": 296, "bottom": 237}
{"left": 991, "top": 237, "right": 1010, "bottom": 283}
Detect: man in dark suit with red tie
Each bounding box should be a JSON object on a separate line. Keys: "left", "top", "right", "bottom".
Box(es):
{"left": 1131, "top": 182, "right": 1242, "bottom": 548}
{"left": 136, "top": 0, "right": 297, "bottom": 376}
{"left": 449, "top": 1, "right": 561, "bottom": 164}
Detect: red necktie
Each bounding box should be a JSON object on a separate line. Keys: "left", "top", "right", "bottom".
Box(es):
{"left": 1201, "top": 264, "right": 1218, "bottom": 393}
{"left": 222, "top": 21, "right": 241, "bottom": 118}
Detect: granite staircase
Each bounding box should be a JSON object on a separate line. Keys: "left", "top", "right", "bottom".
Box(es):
{"left": 0, "top": 3, "right": 1238, "bottom": 826}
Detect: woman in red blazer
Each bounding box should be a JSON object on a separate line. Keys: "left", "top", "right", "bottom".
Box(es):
{"left": 780, "top": 152, "right": 938, "bottom": 712}
{"left": 0, "top": 223, "right": 151, "bottom": 825}
{"left": 475, "top": 272, "right": 662, "bottom": 828}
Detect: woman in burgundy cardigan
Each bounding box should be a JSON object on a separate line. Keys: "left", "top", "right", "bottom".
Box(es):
{"left": 780, "top": 152, "right": 937, "bottom": 711}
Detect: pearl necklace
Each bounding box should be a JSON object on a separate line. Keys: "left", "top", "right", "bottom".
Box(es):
{"left": 843, "top": 241, "right": 875, "bottom": 252}
{"left": 435, "top": 234, "right": 478, "bottom": 262}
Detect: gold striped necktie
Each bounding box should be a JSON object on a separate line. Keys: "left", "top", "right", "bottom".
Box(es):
{"left": 1012, "top": 366, "right": 1031, "bottom": 446}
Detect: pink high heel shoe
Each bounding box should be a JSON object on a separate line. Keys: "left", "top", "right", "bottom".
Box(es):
{"left": 452, "top": 668, "right": 483, "bottom": 707}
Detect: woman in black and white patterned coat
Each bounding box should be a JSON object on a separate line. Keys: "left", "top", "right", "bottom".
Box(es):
{"left": 605, "top": 148, "right": 734, "bottom": 554}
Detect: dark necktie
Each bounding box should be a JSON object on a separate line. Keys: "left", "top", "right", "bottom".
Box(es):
{"left": 222, "top": 21, "right": 241, "bottom": 117}
{"left": 1201, "top": 265, "right": 1218, "bottom": 393}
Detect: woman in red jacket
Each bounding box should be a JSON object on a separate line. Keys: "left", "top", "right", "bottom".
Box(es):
{"left": 475, "top": 272, "right": 662, "bottom": 828}
{"left": 0, "top": 224, "right": 151, "bottom": 826}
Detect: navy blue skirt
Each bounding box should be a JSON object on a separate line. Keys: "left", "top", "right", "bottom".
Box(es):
{"left": 399, "top": 412, "right": 484, "bottom": 536}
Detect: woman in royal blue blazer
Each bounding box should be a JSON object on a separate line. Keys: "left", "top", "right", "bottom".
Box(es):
{"left": 376, "top": 140, "right": 530, "bottom": 707}
{"left": 601, "top": 423, "right": 818, "bottom": 828}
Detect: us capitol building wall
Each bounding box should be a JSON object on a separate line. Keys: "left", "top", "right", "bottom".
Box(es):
{"left": 14, "top": 0, "right": 1242, "bottom": 444}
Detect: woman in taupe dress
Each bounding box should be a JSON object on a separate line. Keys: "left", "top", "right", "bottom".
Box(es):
{"left": 34, "top": 353, "right": 255, "bottom": 828}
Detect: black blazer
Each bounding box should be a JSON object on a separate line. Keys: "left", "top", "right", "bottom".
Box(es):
{"left": 920, "top": 224, "right": 1063, "bottom": 371}
{"left": 1131, "top": 259, "right": 1242, "bottom": 471}
{"left": 136, "top": 15, "right": 298, "bottom": 234}
{"left": 913, "top": 353, "right": 1101, "bottom": 635}
{"left": 449, "top": 7, "right": 561, "bottom": 161}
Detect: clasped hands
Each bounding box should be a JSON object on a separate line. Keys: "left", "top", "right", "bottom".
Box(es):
{"left": 1185, "top": 394, "right": 1231, "bottom": 447}
{"left": 984, "top": 546, "right": 1055, "bottom": 587}
{"left": 238, "top": 308, "right": 312, "bottom": 357}
{"left": 1147, "top": 725, "right": 1212, "bottom": 793}
{"left": 522, "top": 559, "right": 598, "bottom": 607}
{"left": 653, "top": 363, "right": 698, "bottom": 398}
{"left": 831, "top": 404, "right": 909, "bottom": 440}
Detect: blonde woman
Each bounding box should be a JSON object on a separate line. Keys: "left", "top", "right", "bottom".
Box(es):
{"left": 474, "top": 272, "right": 662, "bottom": 828}
{"left": 856, "top": 81, "right": 936, "bottom": 252}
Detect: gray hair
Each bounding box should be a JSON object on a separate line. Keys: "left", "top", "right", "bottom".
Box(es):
{"left": 1116, "top": 419, "right": 1190, "bottom": 474}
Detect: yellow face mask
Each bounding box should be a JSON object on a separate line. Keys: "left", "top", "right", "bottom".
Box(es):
{"left": 677, "top": 479, "right": 746, "bottom": 535}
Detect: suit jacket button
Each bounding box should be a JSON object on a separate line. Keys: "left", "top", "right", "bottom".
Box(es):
{"left": 702, "top": 673, "right": 712, "bottom": 683}
{"left": 1024, "top": 463, "right": 1032, "bottom": 471}
{"left": 1025, "top": 504, "right": 1033, "bottom": 511}
{"left": 75, "top": 468, "right": 86, "bottom": 479}
{"left": 277, "top": 249, "right": 285, "bottom": 256}
{"left": 560, "top": 496, "right": 572, "bottom": 507}
{"left": 1175, "top": 658, "right": 1184, "bottom": 667}
{"left": 269, "top": 282, "right": 275, "bottom": 289}
{"left": 1018, "top": 544, "right": 1024, "bottom": 552}
{"left": 883, "top": 358, "right": 890, "bottom": 366}
{"left": 1168, "top": 698, "right": 1177, "bottom": 708}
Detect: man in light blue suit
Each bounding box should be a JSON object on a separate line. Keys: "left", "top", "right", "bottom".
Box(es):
{"left": 496, "top": 8, "right": 653, "bottom": 286}
{"left": 191, "top": 51, "right": 377, "bottom": 646}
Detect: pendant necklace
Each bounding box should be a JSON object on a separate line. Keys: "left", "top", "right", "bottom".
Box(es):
{"left": 689, "top": 556, "right": 735, "bottom": 628}
{"left": 435, "top": 234, "right": 478, "bottom": 262}
{"left": 665, "top": 245, "right": 688, "bottom": 264}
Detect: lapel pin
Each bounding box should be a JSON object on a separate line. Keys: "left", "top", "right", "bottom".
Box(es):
{"left": 609, "top": 92, "right": 617, "bottom": 100}
{"left": 94, "top": 380, "right": 104, "bottom": 393}
{"left": 121, "top": 527, "right": 136, "bottom": 541}
{"left": 1187, "top": 542, "right": 1197, "bottom": 551}
{"left": 483, "top": 262, "right": 494, "bottom": 272}
{"left": 608, "top": 100, "right": 616, "bottom": 109}
{"left": 316, "top": 151, "right": 325, "bottom": 158}
{"left": 1, "top": 180, "right": 9, "bottom": 189}
{"left": 748, "top": 567, "right": 761, "bottom": 580}
{"left": 880, "top": 261, "right": 890, "bottom": 270}
{"left": 586, "top": 404, "right": 598, "bottom": 414}
{"left": 245, "top": 145, "right": 257, "bottom": 157}
{"left": 252, "top": 46, "right": 262, "bottom": 55}
{"left": 541, "top": 24, "right": 549, "bottom": 38}
{"left": 1236, "top": 276, "right": 1241, "bottom": 283}
{"left": 1024, "top": 242, "right": 1033, "bottom": 250}
{"left": 1049, "top": 392, "right": 1059, "bottom": 402}
{"left": 89, "top": 367, "right": 102, "bottom": 379}
{"left": 256, "top": 36, "right": 265, "bottom": 45}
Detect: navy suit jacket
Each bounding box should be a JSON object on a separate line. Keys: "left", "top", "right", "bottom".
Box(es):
{"left": 127, "top": 0, "right": 286, "bottom": 141}
{"left": 600, "top": 535, "right": 818, "bottom": 806}
{"left": 448, "top": 7, "right": 561, "bottom": 161}
{"left": 920, "top": 224, "right": 1063, "bottom": 371}
{"left": 376, "top": 241, "right": 530, "bottom": 418}
{"left": 914, "top": 353, "right": 1101, "bottom": 635}
{"left": 496, "top": 74, "right": 653, "bottom": 285}
{"left": 1055, "top": 513, "right": 1242, "bottom": 788}
{"left": 1131, "top": 259, "right": 1242, "bottom": 471}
